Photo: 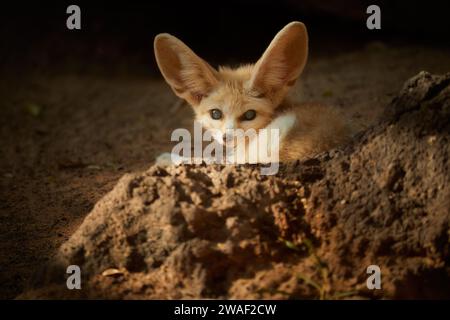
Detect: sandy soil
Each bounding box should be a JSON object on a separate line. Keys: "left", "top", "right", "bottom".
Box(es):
{"left": 1, "top": 42, "right": 450, "bottom": 299}
{"left": 18, "top": 71, "right": 450, "bottom": 299}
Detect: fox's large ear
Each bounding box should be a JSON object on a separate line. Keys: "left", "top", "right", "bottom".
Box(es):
{"left": 249, "top": 22, "right": 308, "bottom": 101}
{"left": 154, "top": 34, "right": 219, "bottom": 106}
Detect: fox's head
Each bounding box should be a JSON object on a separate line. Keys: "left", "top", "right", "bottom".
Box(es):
{"left": 154, "top": 21, "right": 308, "bottom": 145}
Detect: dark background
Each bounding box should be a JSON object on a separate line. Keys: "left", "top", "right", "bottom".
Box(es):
{"left": 0, "top": 0, "right": 450, "bottom": 300}
{"left": 1, "top": 0, "right": 450, "bottom": 76}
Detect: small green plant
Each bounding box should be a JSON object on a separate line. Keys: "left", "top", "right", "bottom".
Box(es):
{"left": 25, "top": 102, "right": 43, "bottom": 117}
{"left": 278, "top": 236, "right": 359, "bottom": 299}
{"left": 297, "top": 238, "right": 358, "bottom": 300}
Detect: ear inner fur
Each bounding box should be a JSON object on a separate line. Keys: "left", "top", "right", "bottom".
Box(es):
{"left": 154, "top": 33, "right": 219, "bottom": 105}
{"left": 249, "top": 21, "right": 308, "bottom": 104}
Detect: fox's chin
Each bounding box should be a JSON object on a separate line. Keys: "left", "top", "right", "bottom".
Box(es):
{"left": 224, "top": 141, "right": 237, "bottom": 149}
{"left": 212, "top": 137, "right": 238, "bottom": 151}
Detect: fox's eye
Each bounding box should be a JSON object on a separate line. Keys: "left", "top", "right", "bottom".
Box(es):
{"left": 210, "top": 109, "right": 222, "bottom": 120}
{"left": 242, "top": 109, "right": 256, "bottom": 121}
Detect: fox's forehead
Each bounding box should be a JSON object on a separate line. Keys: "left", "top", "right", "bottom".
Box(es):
{"left": 197, "top": 64, "right": 269, "bottom": 114}
{"left": 206, "top": 84, "right": 249, "bottom": 109}
{"left": 201, "top": 85, "right": 266, "bottom": 116}
{"left": 217, "top": 65, "right": 254, "bottom": 83}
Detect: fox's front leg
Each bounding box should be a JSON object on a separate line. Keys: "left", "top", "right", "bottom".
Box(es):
{"left": 224, "top": 135, "right": 271, "bottom": 165}
{"left": 155, "top": 152, "right": 184, "bottom": 166}
{"left": 155, "top": 152, "right": 204, "bottom": 166}
{"left": 224, "top": 148, "right": 246, "bottom": 164}
{"left": 155, "top": 152, "right": 217, "bottom": 166}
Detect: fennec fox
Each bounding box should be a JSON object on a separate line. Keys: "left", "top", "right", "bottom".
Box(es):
{"left": 154, "top": 21, "right": 353, "bottom": 163}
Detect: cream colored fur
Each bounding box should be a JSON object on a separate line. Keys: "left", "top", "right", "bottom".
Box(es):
{"left": 154, "top": 21, "right": 354, "bottom": 163}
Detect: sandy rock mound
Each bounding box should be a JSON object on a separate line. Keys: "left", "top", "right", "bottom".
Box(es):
{"left": 306, "top": 71, "right": 450, "bottom": 299}
{"left": 21, "top": 72, "right": 450, "bottom": 299}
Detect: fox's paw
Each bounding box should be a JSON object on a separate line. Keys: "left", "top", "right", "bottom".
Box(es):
{"left": 155, "top": 152, "right": 189, "bottom": 166}
{"left": 155, "top": 152, "right": 175, "bottom": 166}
